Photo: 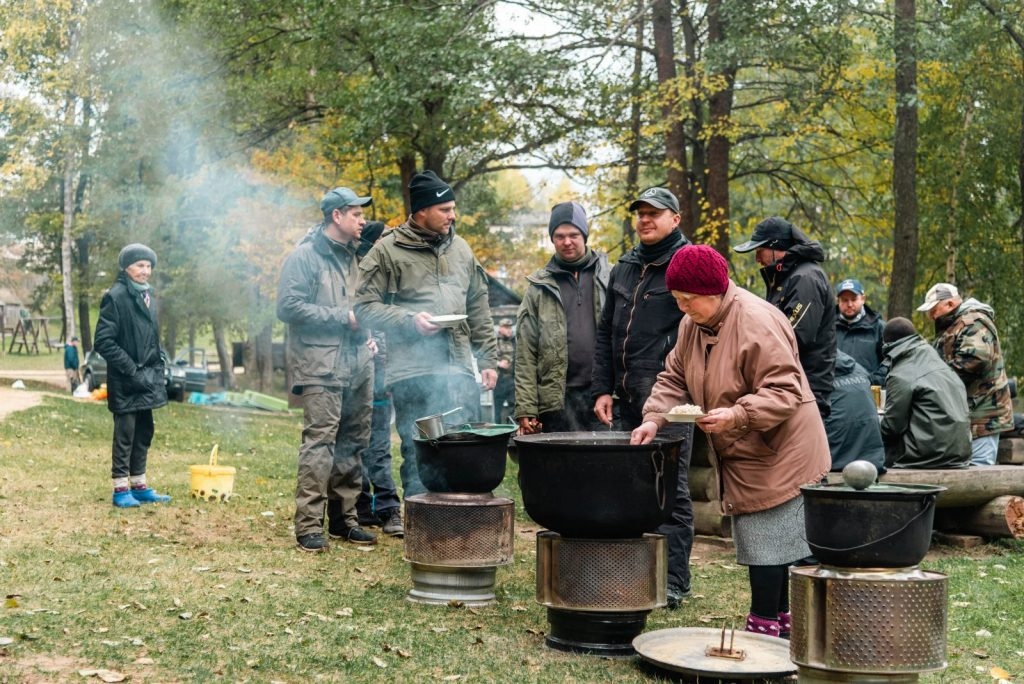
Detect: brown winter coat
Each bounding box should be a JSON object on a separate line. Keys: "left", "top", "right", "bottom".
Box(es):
{"left": 644, "top": 281, "right": 830, "bottom": 516}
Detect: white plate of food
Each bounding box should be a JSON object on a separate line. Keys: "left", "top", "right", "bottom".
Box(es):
{"left": 661, "top": 405, "right": 706, "bottom": 422}
{"left": 429, "top": 314, "right": 468, "bottom": 328}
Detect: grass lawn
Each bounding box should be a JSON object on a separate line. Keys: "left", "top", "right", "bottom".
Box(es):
{"left": 1, "top": 392, "right": 1022, "bottom": 683}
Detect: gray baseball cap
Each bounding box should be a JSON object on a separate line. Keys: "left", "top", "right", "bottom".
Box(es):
{"left": 628, "top": 187, "right": 680, "bottom": 214}
{"left": 320, "top": 187, "right": 372, "bottom": 215}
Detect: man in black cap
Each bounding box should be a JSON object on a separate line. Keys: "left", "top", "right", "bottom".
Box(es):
{"left": 734, "top": 217, "right": 836, "bottom": 417}
{"left": 278, "top": 186, "right": 377, "bottom": 552}
{"left": 355, "top": 170, "right": 498, "bottom": 500}
{"left": 591, "top": 187, "right": 695, "bottom": 609}
{"left": 94, "top": 243, "right": 173, "bottom": 508}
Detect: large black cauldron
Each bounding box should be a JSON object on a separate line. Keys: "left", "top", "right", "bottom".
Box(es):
{"left": 514, "top": 432, "right": 682, "bottom": 538}
{"left": 414, "top": 429, "right": 511, "bottom": 493}
{"left": 801, "top": 482, "right": 946, "bottom": 567}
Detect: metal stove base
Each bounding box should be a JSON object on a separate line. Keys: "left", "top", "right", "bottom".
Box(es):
{"left": 796, "top": 666, "right": 921, "bottom": 683}
{"left": 544, "top": 607, "right": 650, "bottom": 657}
{"left": 406, "top": 562, "right": 497, "bottom": 607}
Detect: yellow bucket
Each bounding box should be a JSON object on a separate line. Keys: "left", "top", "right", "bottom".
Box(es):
{"left": 190, "top": 444, "right": 235, "bottom": 502}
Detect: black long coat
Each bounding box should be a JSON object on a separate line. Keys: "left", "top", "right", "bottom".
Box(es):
{"left": 94, "top": 272, "right": 168, "bottom": 414}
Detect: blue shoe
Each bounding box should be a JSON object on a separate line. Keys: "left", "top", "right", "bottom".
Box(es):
{"left": 113, "top": 490, "right": 141, "bottom": 508}
{"left": 132, "top": 487, "right": 171, "bottom": 504}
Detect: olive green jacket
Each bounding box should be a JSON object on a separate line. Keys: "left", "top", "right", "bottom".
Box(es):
{"left": 514, "top": 251, "right": 610, "bottom": 418}
{"left": 353, "top": 221, "right": 496, "bottom": 386}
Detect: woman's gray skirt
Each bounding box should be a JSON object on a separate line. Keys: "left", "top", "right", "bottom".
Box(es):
{"left": 732, "top": 494, "right": 810, "bottom": 566}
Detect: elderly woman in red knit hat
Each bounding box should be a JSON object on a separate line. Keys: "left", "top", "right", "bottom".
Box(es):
{"left": 631, "top": 244, "right": 830, "bottom": 638}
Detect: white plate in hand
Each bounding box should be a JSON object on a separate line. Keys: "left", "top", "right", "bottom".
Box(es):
{"left": 661, "top": 412, "right": 705, "bottom": 423}
{"left": 429, "top": 314, "right": 468, "bottom": 328}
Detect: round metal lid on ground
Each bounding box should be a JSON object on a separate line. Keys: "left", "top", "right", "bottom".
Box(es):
{"left": 632, "top": 627, "right": 796, "bottom": 681}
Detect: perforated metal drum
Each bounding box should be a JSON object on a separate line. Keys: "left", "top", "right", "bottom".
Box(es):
{"left": 790, "top": 565, "right": 948, "bottom": 678}
{"left": 403, "top": 493, "right": 514, "bottom": 567}
{"left": 536, "top": 531, "right": 666, "bottom": 611}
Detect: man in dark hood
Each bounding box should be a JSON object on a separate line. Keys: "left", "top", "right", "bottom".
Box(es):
{"left": 735, "top": 217, "right": 836, "bottom": 417}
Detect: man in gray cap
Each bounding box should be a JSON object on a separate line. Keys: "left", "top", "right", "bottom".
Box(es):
{"left": 917, "top": 283, "right": 1013, "bottom": 465}
{"left": 591, "top": 187, "right": 694, "bottom": 609}
{"left": 278, "top": 186, "right": 377, "bottom": 552}
{"left": 94, "top": 243, "right": 173, "bottom": 508}
{"left": 734, "top": 217, "right": 836, "bottom": 417}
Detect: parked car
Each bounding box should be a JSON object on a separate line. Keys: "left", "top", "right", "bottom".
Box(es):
{"left": 82, "top": 348, "right": 187, "bottom": 402}
{"left": 172, "top": 347, "right": 213, "bottom": 394}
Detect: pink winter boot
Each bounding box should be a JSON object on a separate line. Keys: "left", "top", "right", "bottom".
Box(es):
{"left": 777, "top": 611, "right": 792, "bottom": 639}
{"left": 745, "top": 613, "right": 781, "bottom": 638}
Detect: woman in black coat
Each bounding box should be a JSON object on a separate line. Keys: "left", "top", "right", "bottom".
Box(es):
{"left": 94, "top": 243, "right": 171, "bottom": 508}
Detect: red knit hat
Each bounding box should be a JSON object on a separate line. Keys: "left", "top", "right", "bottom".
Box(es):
{"left": 665, "top": 245, "right": 729, "bottom": 295}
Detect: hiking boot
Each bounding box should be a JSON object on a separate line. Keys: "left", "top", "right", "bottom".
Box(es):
{"left": 131, "top": 487, "right": 171, "bottom": 504}
{"left": 112, "top": 490, "right": 141, "bottom": 508}
{"left": 380, "top": 509, "right": 404, "bottom": 538}
{"left": 296, "top": 533, "right": 328, "bottom": 553}
{"left": 341, "top": 526, "right": 376, "bottom": 545}
{"left": 357, "top": 508, "right": 380, "bottom": 527}
{"left": 665, "top": 584, "right": 691, "bottom": 610}
{"left": 745, "top": 612, "right": 781, "bottom": 638}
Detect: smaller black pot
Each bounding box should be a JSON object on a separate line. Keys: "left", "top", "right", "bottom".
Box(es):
{"left": 414, "top": 431, "right": 509, "bottom": 493}
{"left": 801, "top": 483, "right": 946, "bottom": 567}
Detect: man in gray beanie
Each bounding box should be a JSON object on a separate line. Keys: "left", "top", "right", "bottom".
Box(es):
{"left": 94, "top": 243, "right": 172, "bottom": 508}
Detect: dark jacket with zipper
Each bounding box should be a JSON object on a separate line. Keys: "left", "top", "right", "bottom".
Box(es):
{"left": 836, "top": 304, "right": 887, "bottom": 384}
{"left": 94, "top": 272, "right": 168, "bottom": 415}
{"left": 592, "top": 231, "right": 689, "bottom": 409}
{"left": 759, "top": 229, "right": 836, "bottom": 414}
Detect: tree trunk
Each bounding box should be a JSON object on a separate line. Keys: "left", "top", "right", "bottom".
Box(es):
{"left": 704, "top": 0, "right": 735, "bottom": 255}
{"left": 934, "top": 495, "right": 1024, "bottom": 539}
{"left": 688, "top": 466, "right": 718, "bottom": 503}
{"left": 888, "top": 0, "right": 919, "bottom": 319}
{"left": 398, "top": 153, "right": 418, "bottom": 216}
{"left": 60, "top": 11, "right": 81, "bottom": 344}
{"left": 621, "top": 0, "right": 644, "bottom": 251}
{"left": 212, "top": 322, "right": 235, "bottom": 390}
{"left": 652, "top": 0, "right": 694, "bottom": 233}
{"left": 76, "top": 234, "right": 92, "bottom": 351}
{"left": 681, "top": 0, "right": 704, "bottom": 235}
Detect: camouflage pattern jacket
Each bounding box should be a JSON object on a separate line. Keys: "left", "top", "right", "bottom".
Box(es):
{"left": 933, "top": 298, "right": 1013, "bottom": 438}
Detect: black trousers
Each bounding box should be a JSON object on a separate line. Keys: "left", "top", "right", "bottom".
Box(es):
{"left": 111, "top": 410, "right": 154, "bottom": 479}
{"left": 618, "top": 396, "right": 695, "bottom": 592}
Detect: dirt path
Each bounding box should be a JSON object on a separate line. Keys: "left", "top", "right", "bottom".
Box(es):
{"left": 0, "top": 386, "right": 46, "bottom": 420}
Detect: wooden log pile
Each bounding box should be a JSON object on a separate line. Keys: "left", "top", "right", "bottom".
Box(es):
{"left": 822, "top": 439, "right": 1024, "bottom": 540}
{"left": 690, "top": 431, "right": 1024, "bottom": 541}
{"left": 688, "top": 430, "right": 732, "bottom": 538}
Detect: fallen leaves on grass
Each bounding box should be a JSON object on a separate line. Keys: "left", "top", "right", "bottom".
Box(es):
{"left": 78, "top": 669, "right": 126, "bottom": 682}
{"left": 5, "top": 595, "right": 21, "bottom": 608}
{"left": 372, "top": 656, "right": 387, "bottom": 668}
{"left": 989, "top": 666, "right": 1011, "bottom": 681}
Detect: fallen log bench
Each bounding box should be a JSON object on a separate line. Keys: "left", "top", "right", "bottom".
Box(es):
{"left": 824, "top": 465, "right": 1024, "bottom": 540}
{"left": 825, "top": 464, "right": 1024, "bottom": 508}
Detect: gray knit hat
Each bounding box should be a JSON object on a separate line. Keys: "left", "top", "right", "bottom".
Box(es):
{"left": 118, "top": 243, "right": 157, "bottom": 270}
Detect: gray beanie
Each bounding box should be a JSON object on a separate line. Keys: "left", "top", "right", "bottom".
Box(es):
{"left": 548, "top": 201, "right": 589, "bottom": 241}
{"left": 118, "top": 243, "right": 157, "bottom": 270}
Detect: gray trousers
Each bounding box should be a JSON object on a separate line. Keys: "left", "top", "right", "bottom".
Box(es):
{"left": 293, "top": 369, "right": 372, "bottom": 537}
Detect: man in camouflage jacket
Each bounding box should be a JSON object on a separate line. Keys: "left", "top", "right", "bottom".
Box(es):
{"left": 917, "top": 283, "right": 1013, "bottom": 465}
